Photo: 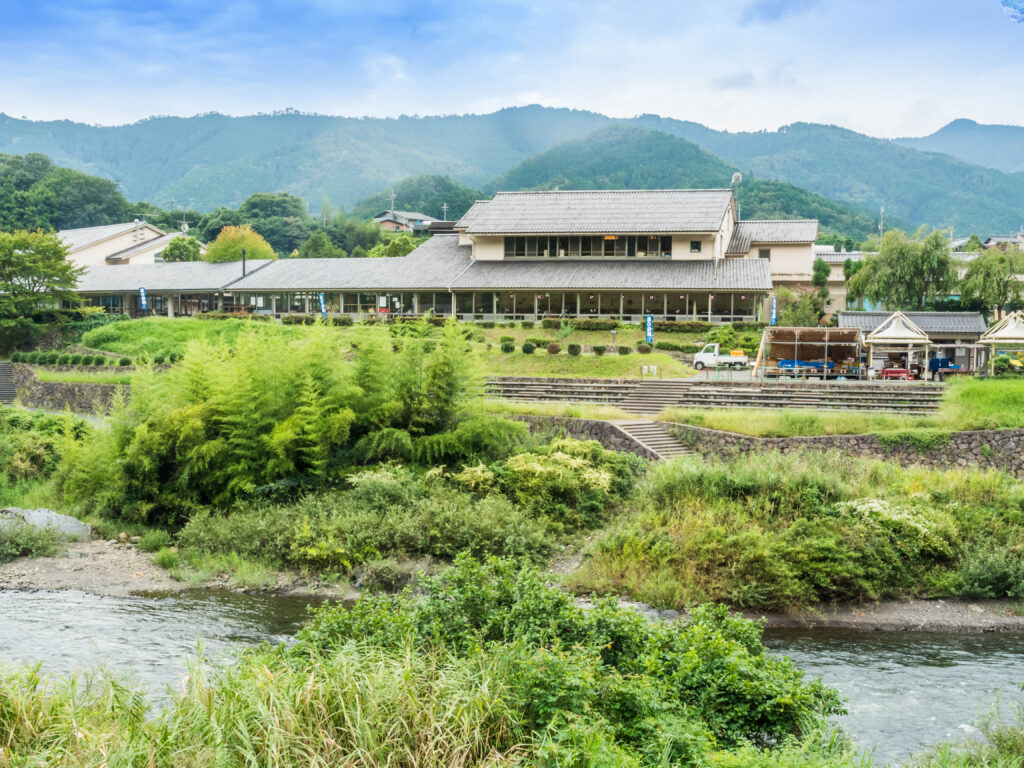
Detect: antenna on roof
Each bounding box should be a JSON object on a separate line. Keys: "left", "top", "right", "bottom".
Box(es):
{"left": 389, "top": 191, "right": 397, "bottom": 216}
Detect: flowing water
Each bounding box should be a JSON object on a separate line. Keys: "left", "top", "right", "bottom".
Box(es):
{"left": 1, "top": 589, "right": 1022, "bottom": 764}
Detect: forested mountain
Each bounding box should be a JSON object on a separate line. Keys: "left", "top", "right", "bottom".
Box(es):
{"left": 896, "top": 119, "right": 1024, "bottom": 175}
{"left": 488, "top": 126, "right": 885, "bottom": 241}
{"left": 3, "top": 105, "right": 1023, "bottom": 234}
{"left": 628, "top": 116, "right": 1024, "bottom": 235}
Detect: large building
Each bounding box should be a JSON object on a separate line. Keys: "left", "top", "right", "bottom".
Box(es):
{"left": 60, "top": 220, "right": 195, "bottom": 267}
{"left": 75, "top": 189, "right": 818, "bottom": 322}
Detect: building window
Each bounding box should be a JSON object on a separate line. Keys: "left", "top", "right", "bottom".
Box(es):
{"left": 503, "top": 235, "right": 672, "bottom": 259}
{"left": 690, "top": 240, "right": 702, "bottom": 253}
{"left": 759, "top": 248, "right": 771, "bottom": 259}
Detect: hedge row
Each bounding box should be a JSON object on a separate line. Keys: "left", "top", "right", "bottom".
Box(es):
{"left": 280, "top": 314, "right": 355, "bottom": 326}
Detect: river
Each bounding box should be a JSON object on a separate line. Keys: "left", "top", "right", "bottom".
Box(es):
{"left": 1, "top": 589, "right": 1021, "bottom": 764}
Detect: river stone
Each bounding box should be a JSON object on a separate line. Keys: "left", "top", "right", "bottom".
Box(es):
{"left": 0, "top": 507, "right": 91, "bottom": 541}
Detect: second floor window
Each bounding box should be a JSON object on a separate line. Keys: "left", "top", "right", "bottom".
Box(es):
{"left": 504, "top": 235, "right": 673, "bottom": 259}
{"left": 759, "top": 248, "right": 771, "bottom": 259}
{"left": 691, "top": 241, "right": 702, "bottom": 253}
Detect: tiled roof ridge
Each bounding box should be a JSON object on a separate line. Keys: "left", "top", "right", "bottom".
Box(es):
{"left": 492, "top": 188, "right": 735, "bottom": 195}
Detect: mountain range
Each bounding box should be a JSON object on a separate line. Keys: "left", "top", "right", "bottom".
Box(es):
{"left": 1, "top": 106, "right": 1022, "bottom": 235}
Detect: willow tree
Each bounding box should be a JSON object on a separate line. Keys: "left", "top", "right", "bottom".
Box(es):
{"left": 848, "top": 229, "right": 953, "bottom": 309}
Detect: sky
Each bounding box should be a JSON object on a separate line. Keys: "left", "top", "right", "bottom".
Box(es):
{"left": 1, "top": 0, "right": 1023, "bottom": 136}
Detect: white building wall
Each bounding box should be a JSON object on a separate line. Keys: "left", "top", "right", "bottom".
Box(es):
{"left": 471, "top": 236, "right": 505, "bottom": 260}
{"left": 66, "top": 225, "right": 165, "bottom": 267}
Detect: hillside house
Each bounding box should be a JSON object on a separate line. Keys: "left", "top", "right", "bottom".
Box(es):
{"left": 60, "top": 221, "right": 195, "bottom": 267}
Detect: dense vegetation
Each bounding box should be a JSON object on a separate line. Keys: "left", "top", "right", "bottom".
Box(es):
{"left": 0, "top": 152, "right": 129, "bottom": 231}
{"left": 4, "top": 106, "right": 1023, "bottom": 232}
{"left": 896, "top": 118, "right": 1024, "bottom": 174}
{"left": 570, "top": 451, "right": 1024, "bottom": 610}
{"left": 350, "top": 173, "right": 482, "bottom": 221}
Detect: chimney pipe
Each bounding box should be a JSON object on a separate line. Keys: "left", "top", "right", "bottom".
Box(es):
{"left": 242, "top": 249, "right": 247, "bottom": 277}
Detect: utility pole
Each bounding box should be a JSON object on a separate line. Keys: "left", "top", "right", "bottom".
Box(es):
{"left": 441, "top": 202, "right": 448, "bottom": 221}
{"left": 878, "top": 206, "right": 886, "bottom": 239}
{"left": 389, "top": 191, "right": 397, "bottom": 216}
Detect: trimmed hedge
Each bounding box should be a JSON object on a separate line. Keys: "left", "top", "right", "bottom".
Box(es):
{"left": 652, "top": 321, "right": 715, "bottom": 333}
{"left": 522, "top": 342, "right": 536, "bottom": 354}
{"left": 520, "top": 320, "right": 534, "bottom": 329}
{"left": 617, "top": 346, "right": 631, "bottom": 355}
{"left": 541, "top": 318, "right": 621, "bottom": 331}
{"left": 330, "top": 315, "right": 354, "bottom": 327}
{"left": 567, "top": 343, "right": 581, "bottom": 356}
{"left": 593, "top": 345, "right": 606, "bottom": 356}
{"left": 500, "top": 342, "right": 515, "bottom": 353}
{"left": 546, "top": 342, "right": 561, "bottom": 355}
{"left": 118, "top": 357, "right": 132, "bottom": 366}
{"left": 637, "top": 342, "right": 652, "bottom": 354}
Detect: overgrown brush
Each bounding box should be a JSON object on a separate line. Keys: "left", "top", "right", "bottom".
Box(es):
{"left": 571, "top": 451, "right": 1024, "bottom": 610}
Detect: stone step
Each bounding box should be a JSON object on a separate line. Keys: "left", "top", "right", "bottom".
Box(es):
{"left": 613, "top": 420, "right": 693, "bottom": 461}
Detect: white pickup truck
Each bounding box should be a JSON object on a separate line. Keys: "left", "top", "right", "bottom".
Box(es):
{"left": 692, "top": 343, "right": 749, "bottom": 370}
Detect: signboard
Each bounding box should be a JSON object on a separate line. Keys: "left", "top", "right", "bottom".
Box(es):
{"left": 138, "top": 287, "right": 148, "bottom": 311}
{"left": 645, "top": 315, "right": 654, "bottom": 344}
{"left": 770, "top": 295, "right": 777, "bottom": 326}
{"left": 318, "top": 292, "right": 327, "bottom": 320}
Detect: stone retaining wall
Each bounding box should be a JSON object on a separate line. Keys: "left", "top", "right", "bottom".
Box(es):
{"left": 665, "top": 422, "right": 1024, "bottom": 476}
{"left": 513, "top": 415, "right": 660, "bottom": 460}
{"left": 12, "top": 364, "right": 125, "bottom": 414}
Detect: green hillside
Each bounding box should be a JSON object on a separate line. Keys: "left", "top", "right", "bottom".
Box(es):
{"left": 489, "top": 126, "right": 883, "bottom": 241}
{"left": 3, "top": 105, "right": 1023, "bottom": 233}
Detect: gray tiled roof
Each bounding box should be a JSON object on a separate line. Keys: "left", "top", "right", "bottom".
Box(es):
{"left": 59, "top": 222, "right": 148, "bottom": 251}
{"left": 838, "top": 311, "right": 988, "bottom": 335}
{"left": 225, "top": 234, "right": 473, "bottom": 292}
{"left": 816, "top": 250, "right": 867, "bottom": 265}
{"left": 462, "top": 190, "right": 735, "bottom": 235}
{"left": 455, "top": 200, "right": 490, "bottom": 230}
{"left": 449, "top": 256, "right": 772, "bottom": 292}
{"left": 727, "top": 220, "right": 819, "bottom": 255}
{"left": 77, "top": 260, "right": 273, "bottom": 293}
{"left": 107, "top": 232, "right": 186, "bottom": 262}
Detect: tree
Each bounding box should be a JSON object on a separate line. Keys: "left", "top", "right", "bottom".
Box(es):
{"left": 0, "top": 230, "right": 82, "bottom": 322}
{"left": 203, "top": 225, "right": 276, "bottom": 263}
{"left": 160, "top": 235, "right": 202, "bottom": 262}
{"left": 296, "top": 230, "right": 346, "bottom": 259}
{"left": 811, "top": 258, "right": 830, "bottom": 299}
{"left": 963, "top": 234, "right": 985, "bottom": 253}
{"left": 776, "top": 286, "right": 824, "bottom": 327}
{"left": 239, "top": 192, "right": 308, "bottom": 221}
{"left": 959, "top": 247, "right": 1024, "bottom": 317}
{"left": 848, "top": 229, "right": 954, "bottom": 310}
{"left": 367, "top": 234, "right": 418, "bottom": 258}
{"left": 196, "top": 206, "right": 244, "bottom": 242}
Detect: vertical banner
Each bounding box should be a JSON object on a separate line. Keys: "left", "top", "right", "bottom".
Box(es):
{"left": 645, "top": 314, "right": 654, "bottom": 344}
{"left": 770, "top": 295, "right": 777, "bottom": 326}
{"left": 138, "top": 287, "right": 148, "bottom": 312}
{"left": 318, "top": 292, "right": 327, "bottom": 320}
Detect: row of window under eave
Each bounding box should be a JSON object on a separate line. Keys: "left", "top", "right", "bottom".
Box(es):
{"left": 502, "top": 235, "right": 706, "bottom": 259}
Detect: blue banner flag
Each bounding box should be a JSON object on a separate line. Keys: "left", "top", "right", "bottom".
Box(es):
{"left": 770, "top": 295, "right": 777, "bottom": 326}
{"left": 318, "top": 292, "right": 327, "bottom": 320}
{"left": 138, "top": 287, "right": 147, "bottom": 311}
{"left": 645, "top": 315, "right": 654, "bottom": 344}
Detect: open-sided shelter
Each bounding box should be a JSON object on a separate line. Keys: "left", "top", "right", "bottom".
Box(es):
{"left": 864, "top": 311, "right": 931, "bottom": 373}
{"left": 753, "top": 327, "right": 864, "bottom": 378}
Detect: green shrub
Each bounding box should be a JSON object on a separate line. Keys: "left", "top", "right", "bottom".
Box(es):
{"left": 138, "top": 529, "right": 172, "bottom": 553}
{"left": 478, "top": 321, "right": 495, "bottom": 329}
{"left": 92, "top": 356, "right": 107, "bottom": 366}
{"left": 522, "top": 342, "right": 536, "bottom": 354}
{"left": 571, "top": 319, "right": 620, "bottom": 331}
{"left": 546, "top": 342, "right": 561, "bottom": 355}
{"left": 500, "top": 342, "right": 515, "bottom": 353}
{"left": 637, "top": 342, "right": 652, "bottom": 354}
{"left": 525, "top": 336, "right": 549, "bottom": 347}
{"left": 329, "top": 315, "right": 354, "bottom": 326}
{"left": 654, "top": 341, "right": 680, "bottom": 352}
{"left": 520, "top": 320, "right": 534, "bottom": 329}
{"left": 20, "top": 352, "right": 34, "bottom": 363}
{"left": 57, "top": 354, "right": 71, "bottom": 365}
{"left": 153, "top": 547, "right": 179, "bottom": 569}
{"left": 153, "top": 355, "right": 166, "bottom": 365}
{"left": 652, "top": 321, "right": 715, "bottom": 333}
{"left": 117, "top": 357, "right": 131, "bottom": 366}
{"left": 69, "top": 354, "right": 83, "bottom": 366}
{"left": 9, "top": 352, "right": 21, "bottom": 362}
{"left": 0, "top": 523, "right": 62, "bottom": 563}
{"left": 168, "top": 352, "right": 183, "bottom": 363}
{"left": 499, "top": 335, "right": 514, "bottom": 344}
{"left": 617, "top": 346, "right": 631, "bottom": 355}
{"left": 45, "top": 352, "right": 59, "bottom": 364}
{"left": 593, "top": 345, "right": 606, "bottom": 356}
{"left": 993, "top": 356, "right": 1012, "bottom": 376}
{"left": 567, "top": 343, "right": 581, "bottom": 356}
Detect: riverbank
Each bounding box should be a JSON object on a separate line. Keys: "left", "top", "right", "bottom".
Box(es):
{"left": 0, "top": 539, "right": 357, "bottom": 599}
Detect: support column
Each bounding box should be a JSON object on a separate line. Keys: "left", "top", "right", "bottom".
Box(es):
{"left": 707, "top": 294, "right": 712, "bottom": 322}
{"left": 534, "top": 294, "right": 539, "bottom": 318}
{"left": 663, "top": 293, "right": 668, "bottom": 319}
{"left": 641, "top": 293, "right": 645, "bottom": 316}
{"left": 619, "top": 293, "right": 624, "bottom": 318}
{"left": 217, "top": 294, "right": 223, "bottom": 311}
{"left": 167, "top": 296, "right": 174, "bottom": 318}
{"left": 449, "top": 291, "right": 455, "bottom": 317}
{"left": 730, "top": 293, "right": 735, "bottom": 321}
{"left": 493, "top": 293, "right": 498, "bottom": 318}
{"left": 576, "top": 293, "right": 581, "bottom": 317}
{"left": 597, "top": 294, "right": 601, "bottom": 315}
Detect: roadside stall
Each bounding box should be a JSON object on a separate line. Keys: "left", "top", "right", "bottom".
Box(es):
{"left": 980, "top": 311, "right": 1024, "bottom": 374}
{"left": 754, "top": 327, "right": 864, "bottom": 380}
{"left": 864, "top": 312, "right": 931, "bottom": 380}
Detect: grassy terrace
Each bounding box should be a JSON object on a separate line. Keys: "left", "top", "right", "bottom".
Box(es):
{"left": 33, "top": 368, "right": 134, "bottom": 385}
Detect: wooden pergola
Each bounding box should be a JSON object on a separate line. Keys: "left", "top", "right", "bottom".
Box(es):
{"left": 753, "top": 327, "right": 864, "bottom": 378}
{"left": 865, "top": 311, "right": 931, "bottom": 374}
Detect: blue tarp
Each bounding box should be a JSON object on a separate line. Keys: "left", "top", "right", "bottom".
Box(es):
{"left": 778, "top": 359, "right": 835, "bottom": 370}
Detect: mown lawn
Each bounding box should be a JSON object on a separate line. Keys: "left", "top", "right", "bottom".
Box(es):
{"left": 478, "top": 348, "right": 692, "bottom": 378}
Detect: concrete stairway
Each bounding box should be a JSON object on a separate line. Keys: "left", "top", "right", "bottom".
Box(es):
{"left": 0, "top": 361, "right": 16, "bottom": 405}
{"left": 614, "top": 420, "right": 692, "bottom": 459}
{"left": 486, "top": 376, "right": 945, "bottom": 415}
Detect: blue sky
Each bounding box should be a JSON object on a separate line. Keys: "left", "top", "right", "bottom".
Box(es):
{"left": 1, "top": 0, "right": 1022, "bottom": 135}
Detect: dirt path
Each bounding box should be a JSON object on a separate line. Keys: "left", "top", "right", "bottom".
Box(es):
{"left": 0, "top": 539, "right": 182, "bottom": 597}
